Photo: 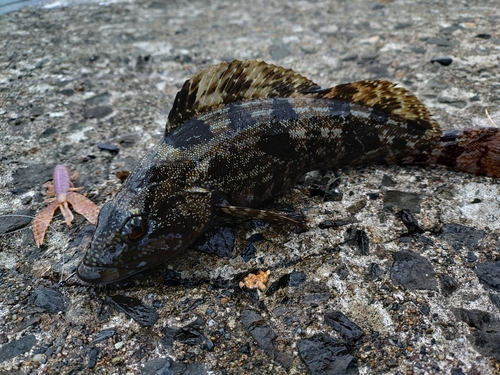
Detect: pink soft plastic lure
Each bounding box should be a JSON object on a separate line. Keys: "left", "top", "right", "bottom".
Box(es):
{"left": 32, "top": 164, "right": 99, "bottom": 247}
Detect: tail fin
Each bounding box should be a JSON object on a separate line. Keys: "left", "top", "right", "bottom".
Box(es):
{"left": 432, "top": 128, "right": 500, "bottom": 177}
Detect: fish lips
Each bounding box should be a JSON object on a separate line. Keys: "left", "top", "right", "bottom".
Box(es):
{"left": 76, "top": 261, "right": 148, "bottom": 285}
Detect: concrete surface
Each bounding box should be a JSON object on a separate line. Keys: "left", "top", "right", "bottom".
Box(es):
{"left": 0, "top": 0, "right": 499, "bottom": 374}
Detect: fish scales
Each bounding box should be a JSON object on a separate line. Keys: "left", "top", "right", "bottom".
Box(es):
{"left": 77, "top": 60, "right": 500, "bottom": 284}
{"left": 170, "top": 98, "right": 433, "bottom": 207}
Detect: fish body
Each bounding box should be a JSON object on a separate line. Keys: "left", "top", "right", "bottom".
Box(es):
{"left": 77, "top": 60, "right": 500, "bottom": 284}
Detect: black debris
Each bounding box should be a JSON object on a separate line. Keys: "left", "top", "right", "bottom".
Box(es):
{"left": 348, "top": 229, "right": 369, "bottom": 255}
{"left": 324, "top": 311, "right": 364, "bottom": 341}
{"left": 474, "top": 261, "right": 500, "bottom": 292}
{"left": 107, "top": 295, "right": 159, "bottom": 327}
{"left": 194, "top": 227, "right": 235, "bottom": 258}
{"left": 83, "top": 106, "right": 113, "bottom": 119}
{"left": 439, "top": 224, "right": 485, "bottom": 251}
{"left": 440, "top": 274, "right": 460, "bottom": 296}
{"left": 431, "top": 56, "right": 453, "bottom": 66}
{"left": 96, "top": 143, "right": 119, "bottom": 155}
{"left": 92, "top": 329, "right": 115, "bottom": 343}
{"left": 11, "top": 164, "right": 53, "bottom": 194}
{"left": 318, "top": 217, "right": 358, "bottom": 229}
{"left": 390, "top": 251, "right": 437, "bottom": 290}
{"left": 240, "top": 309, "right": 292, "bottom": 368}
{"left": 0, "top": 210, "right": 34, "bottom": 235}
{"left": 32, "top": 287, "right": 66, "bottom": 314}
{"left": 265, "top": 271, "right": 307, "bottom": 296}
{"left": 0, "top": 334, "right": 37, "bottom": 363}
{"left": 396, "top": 210, "right": 424, "bottom": 234}
{"left": 297, "top": 333, "right": 358, "bottom": 375}
{"left": 383, "top": 190, "right": 421, "bottom": 213}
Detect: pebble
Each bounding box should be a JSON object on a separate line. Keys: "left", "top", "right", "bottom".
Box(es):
{"left": 32, "top": 287, "right": 66, "bottom": 314}
{"left": 11, "top": 164, "right": 53, "bottom": 194}
{"left": 107, "top": 295, "right": 159, "bottom": 327}
{"left": 114, "top": 342, "right": 124, "bottom": 350}
{"left": 391, "top": 251, "right": 438, "bottom": 290}
{"left": 474, "top": 261, "right": 500, "bottom": 291}
{"left": 297, "top": 333, "right": 356, "bottom": 374}
{"left": 431, "top": 56, "right": 453, "bottom": 66}
{"left": 82, "top": 106, "right": 113, "bottom": 119}
{"left": 439, "top": 224, "right": 485, "bottom": 251}
{"left": 383, "top": 190, "right": 421, "bottom": 213}
{"left": 97, "top": 143, "right": 119, "bottom": 155}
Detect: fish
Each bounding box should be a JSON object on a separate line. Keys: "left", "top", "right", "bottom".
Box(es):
{"left": 76, "top": 60, "right": 500, "bottom": 284}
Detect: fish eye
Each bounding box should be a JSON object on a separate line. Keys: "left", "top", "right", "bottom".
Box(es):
{"left": 122, "top": 216, "right": 148, "bottom": 241}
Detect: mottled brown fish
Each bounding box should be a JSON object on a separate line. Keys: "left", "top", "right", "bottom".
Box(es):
{"left": 77, "top": 60, "right": 500, "bottom": 284}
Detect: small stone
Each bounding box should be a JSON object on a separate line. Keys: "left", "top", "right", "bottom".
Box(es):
{"left": 427, "top": 38, "right": 453, "bottom": 47}
{"left": 431, "top": 56, "right": 453, "bottom": 66}
{"left": 439, "top": 224, "right": 485, "bottom": 251}
{"left": 114, "top": 342, "right": 124, "bottom": 350}
{"left": 97, "top": 143, "right": 119, "bottom": 155}
{"left": 467, "top": 251, "right": 478, "bottom": 263}
{"left": 136, "top": 55, "right": 151, "bottom": 70}
{"left": 383, "top": 190, "right": 421, "bottom": 213}
{"left": 426, "top": 79, "right": 449, "bottom": 89}
{"left": 92, "top": 329, "right": 115, "bottom": 343}
{"left": 297, "top": 333, "right": 357, "bottom": 375}
{"left": 381, "top": 174, "right": 396, "bottom": 187}
{"left": 59, "top": 88, "right": 74, "bottom": 96}
{"left": 437, "top": 96, "right": 467, "bottom": 108}
{"left": 29, "top": 106, "right": 44, "bottom": 117}
{"left": 107, "top": 295, "right": 159, "bottom": 327}
{"left": 85, "top": 92, "right": 111, "bottom": 106}
{"left": 0, "top": 334, "right": 37, "bottom": 363}
{"left": 396, "top": 210, "right": 424, "bottom": 235}
{"left": 0, "top": 210, "right": 34, "bottom": 235}
{"left": 289, "top": 271, "right": 307, "bottom": 287}
{"left": 391, "top": 251, "right": 437, "bottom": 290}
{"left": 440, "top": 274, "right": 460, "bottom": 296}
{"left": 83, "top": 106, "right": 113, "bottom": 119}
{"left": 474, "top": 261, "right": 500, "bottom": 292}
{"left": 32, "top": 287, "right": 66, "bottom": 314}
{"left": 324, "top": 311, "right": 364, "bottom": 341}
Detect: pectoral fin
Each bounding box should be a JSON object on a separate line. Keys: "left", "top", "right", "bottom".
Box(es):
{"left": 217, "top": 204, "right": 307, "bottom": 229}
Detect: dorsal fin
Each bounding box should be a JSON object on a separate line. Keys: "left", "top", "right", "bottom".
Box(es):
{"left": 317, "top": 80, "right": 441, "bottom": 134}
{"left": 167, "top": 60, "right": 320, "bottom": 132}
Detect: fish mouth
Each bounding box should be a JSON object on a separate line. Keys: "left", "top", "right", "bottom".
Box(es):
{"left": 76, "top": 261, "right": 147, "bottom": 285}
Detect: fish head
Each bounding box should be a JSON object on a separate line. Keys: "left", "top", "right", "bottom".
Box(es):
{"left": 76, "top": 162, "right": 214, "bottom": 284}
